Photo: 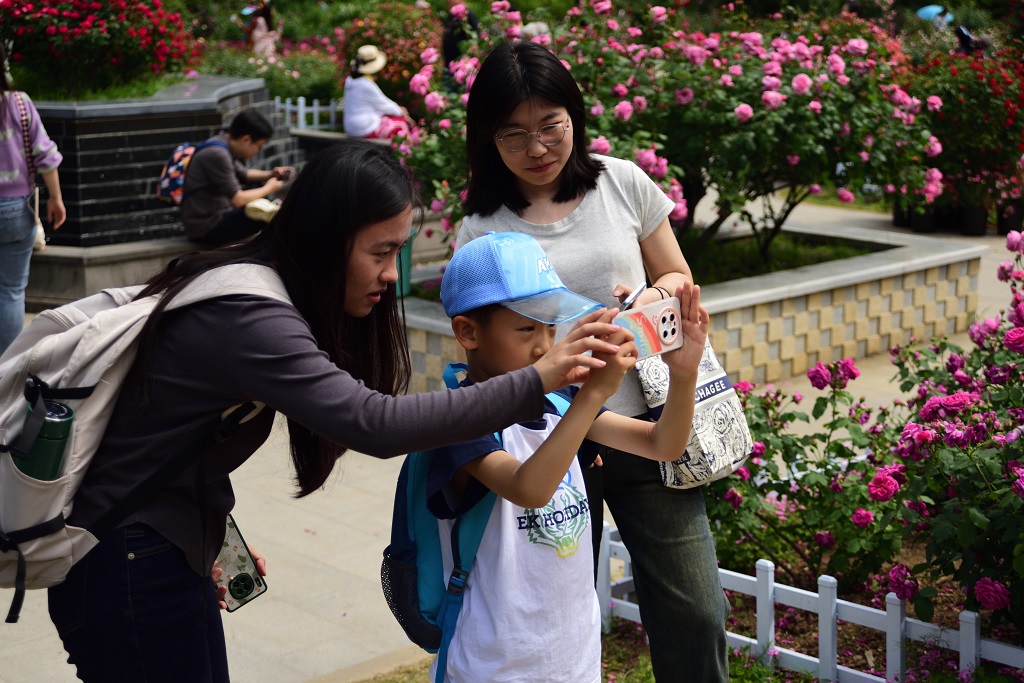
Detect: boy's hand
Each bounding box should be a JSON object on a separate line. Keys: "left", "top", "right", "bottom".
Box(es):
{"left": 534, "top": 308, "right": 624, "bottom": 392}
{"left": 662, "top": 281, "right": 709, "bottom": 378}
{"left": 584, "top": 326, "right": 638, "bottom": 400}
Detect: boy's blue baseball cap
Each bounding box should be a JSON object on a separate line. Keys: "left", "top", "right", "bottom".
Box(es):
{"left": 441, "top": 232, "right": 604, "bottom": 324}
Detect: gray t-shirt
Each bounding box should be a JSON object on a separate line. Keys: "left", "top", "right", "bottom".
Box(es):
{"left": 457, "top": 155, "right": 674, "bottom": 417}
{"left": 69, "top": 295, "right": 544, "bottom": 575}
{"left": 179, "top": 133, "right": 249, "bottom": 238}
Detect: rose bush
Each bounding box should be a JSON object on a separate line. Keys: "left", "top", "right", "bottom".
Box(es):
{"left": 883, "top": 231, "right": 1024, "bottom": 627}
{"left": 705, "top": 358, "right": 904, "bottom": 592}
{"left": 708, "top": 232, "right": 1024, "bottom": 630}
{"left": 0, "top": 0, "right": 197, "bottom": 96}
{"left": 396, "top": 1, "right": 940, "bottom": 263}
{"left": 904, "top": 52, "right": 1024, "bottom": 214}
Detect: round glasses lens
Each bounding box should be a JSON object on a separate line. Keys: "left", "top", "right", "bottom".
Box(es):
{"left": 502, "top": 132, "right": 530, "bottom": 152}
{"left": 539, "top": 124, "right": 566, "bottom": 145}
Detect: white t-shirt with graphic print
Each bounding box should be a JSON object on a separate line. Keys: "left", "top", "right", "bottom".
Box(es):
{"left": 426, "top": 389, "right": 601, "bottom": 683}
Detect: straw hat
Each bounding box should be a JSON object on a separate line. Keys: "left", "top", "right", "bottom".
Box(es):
{"left": 352, "top": 45, "right": 387, "bottom": 75}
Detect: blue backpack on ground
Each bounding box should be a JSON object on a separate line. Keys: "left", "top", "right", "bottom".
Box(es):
{"left": 156, "top": 139, "right": 228, "bottom": 205}
{"left": 380, "top": 363, "right": 571, "bottom": 683}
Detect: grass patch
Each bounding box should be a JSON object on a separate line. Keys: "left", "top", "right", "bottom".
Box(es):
{"left": 681, "top": 231, "right": 882, "bottom": 286}
{"left": 14, "top": 68, "right": 187, "bottom": 102}
{"left": 800, "top": 186, "right": 890, "bottom": 214}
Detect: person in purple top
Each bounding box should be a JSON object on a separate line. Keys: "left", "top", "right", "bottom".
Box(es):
{"left": 46, "top": 140, "right": 623, "bottom": 682}
{"left": 0, "top": 42, "right": 66, "bottom": 353}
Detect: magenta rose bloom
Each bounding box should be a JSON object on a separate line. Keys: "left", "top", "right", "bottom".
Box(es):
{"left": 889, "top": 564, "right": 919, "bottom": 600}
{"left": 1004, "top": 326, "right": 1024, "bottom": 353}
{"left": 814, "top": 531, "right": 836, "bottom": 548}
{"left": 723, "top": 487, "right": 743, "bottom": 511}
{"left": 807, "top": 362, "right": 832, "bottom": 389}
{"left": 868, "top": 473, "right": 899, "bottom": 501}
{"left": 974, "top": 578, "right": 1011, "bottom": 610}
{"left": 735, "top": 103, "right": 754, "bottom": 123}
{"left": 851, "top": 508, "right": 874, "bottom": 528}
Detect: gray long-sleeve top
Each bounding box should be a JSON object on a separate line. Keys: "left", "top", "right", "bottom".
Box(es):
{"left": 68, "top": 295, "right": 544, "bottom": 574}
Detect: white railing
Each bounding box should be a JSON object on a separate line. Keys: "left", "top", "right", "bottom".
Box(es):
{"left": 598, "top": 524, "right": 1024, "bottom": 682}
{"left": 274, "top": 96, "right": 340, "bottom": 130}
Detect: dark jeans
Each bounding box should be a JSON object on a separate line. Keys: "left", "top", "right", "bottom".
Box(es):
{"left": 191, "top": 207, "right": 263, "bottom": 246}
{"left": 48, "top": 524, "right": 229, "bottom": 683}
{"left": 588, "top": 445, "right": 730, "bottom": 682}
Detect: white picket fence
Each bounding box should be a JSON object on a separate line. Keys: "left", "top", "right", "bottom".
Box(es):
{"left": 274, "top": 96, "right": 341, "bottom": 130}
{"left": 598, "top": 524, "right": 1024, "bottom": 682}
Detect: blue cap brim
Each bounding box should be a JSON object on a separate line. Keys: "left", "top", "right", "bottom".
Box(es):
{"left": 502, "top": 289, "right": 604, "bottom": 325}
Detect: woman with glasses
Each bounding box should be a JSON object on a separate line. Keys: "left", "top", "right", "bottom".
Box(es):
{"left": 457, "top": 40, "right": 729, "bottom": 682}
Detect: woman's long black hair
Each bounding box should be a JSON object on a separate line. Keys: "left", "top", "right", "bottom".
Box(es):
{"left": 463, "top": 40, "right": 605, "bottom": 218}
{"left": 136, "top": 140, "right": 418, "bottom": 496}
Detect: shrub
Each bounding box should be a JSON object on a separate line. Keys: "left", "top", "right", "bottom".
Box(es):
{"left": 396, "top": 1, "right": 939, "bottom": 264}
{"left": 198, "top": 42, "right": 344, "bottom": 102}
{"left": 0, "top": 0, "right": 197, "bottom": 96}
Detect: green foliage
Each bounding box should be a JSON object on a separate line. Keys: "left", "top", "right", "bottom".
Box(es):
{"left": 198, "top": 43, "right": 343, "bottom": 101}
{"left": 395, "top": 3, "right": 938, "bottom": 265}
{"left": 0, "top": 0, "right": 198, "bottom": 97}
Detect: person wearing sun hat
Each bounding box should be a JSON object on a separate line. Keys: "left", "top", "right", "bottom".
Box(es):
{"left": 343, "top": 45, "right": 415, "bottom": 140}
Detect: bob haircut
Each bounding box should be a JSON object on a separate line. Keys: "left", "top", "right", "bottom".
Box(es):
{"left": 464, "top": 41, "right": 605, "bottom": 218}
{"left": 136, "top": 140, "right": 420, "bottom": 496}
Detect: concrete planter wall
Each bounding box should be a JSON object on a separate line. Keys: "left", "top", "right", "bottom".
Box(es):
{"left": 27, "top": 77, "right": 301, "bottom": 308}
{"left": 402, "top": 225, "right": 987, "bottom": 392}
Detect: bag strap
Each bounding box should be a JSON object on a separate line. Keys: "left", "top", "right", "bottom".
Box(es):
{"left": 2, "top": 402, "right": 255, "bottom": 623}
{"left": 13, "top": 92, "right": 36, "bottom": 183}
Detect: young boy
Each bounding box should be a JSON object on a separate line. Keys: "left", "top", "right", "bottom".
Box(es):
{"left": 180, "top": 109, "right": 295, "bottom": 245}
{"left": 428, "top": 231, "right": 709, "bottom": 682}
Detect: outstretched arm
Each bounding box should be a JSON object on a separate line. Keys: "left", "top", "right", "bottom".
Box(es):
{"left": 461, "top": 325, "right": 637, "bottom": 508}
{"left": 587, "top": 281, "right": 708, "bottom": 461}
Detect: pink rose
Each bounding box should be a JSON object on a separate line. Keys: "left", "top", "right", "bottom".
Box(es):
{"left": 632, "top": 95, "right": 648, "bottom": 113}
{"left": 851, "top": 508, "right": 874, "bottom": 528}
{"left": 846, "top": 38, "right": 868, "bottom": 55}
{"left": 612, "top": 83, "right": 628, "bottom": 98}
{"left": 808, "top": 362, "right": 831, "bottom": 388}
{"left": 974, "top": 578, "right": 1011, "bottom": 611}
{"left": 675, "top": 88, "right": 695, "bottom": 105}
{"left": 762, "top": 91, "right": 787, "bottom": 110}
{"left": 828, "top": 53, "right": 846, "bottom": 75}
{"left": 814, "top": 531, "right": 836, "bottom": 548}
{"left": 730, "top": 65, "right": 743, "bottom": 76}
{"left": 926, "top": 95, "right": 942, "bottom": 111}
{"left": 424, "top": 91, "right": 446, "bottom": 114}
{"left": 450, "top": 3, "right": 468, "bottom": 19}
{"left": 720, "top": 74, "right": 734, "bottom": 87}
{"left": 651, "top": 5, "right": 668, "bottom": 22}
{"left": 763, "top": 60, "right": 782, "bottom": 76}
{"left": 438, "top": 119, "right": 451, "bottom": 130}
{"left": 409, "top": 72, "right": 431, "bottom": 96}
{"left": 490, "top": 0, "right": 511, "bottom": 13}
{"left": 925, "top": 136, "right": 942, "bottom": 157}
{"left": 762, "top": 75, "right": 782, "bottom": 91}
{"left": 724, "top": 487, "right": 743, "bottom": 511}
{"left": 751, "top": 441, "right": 766, "bottom": 456}
{"left": 837, "top": 188, "right": 855, "bottom": 203}
{"left": 868, "top": 473, "right": 899, "bottom": 502}
{"left": 734, "top": 103, "right": 754, "bottom": 122}
{"left": 429, "top": 198, "right": 445, "bottom": 213}
{"left": 1007, "top": 230, "right": 1024, "bottom": 253}
{"left": 787, "top": 155, "right": 800, "bottom": 166}
{"left": 420, "top": 47, "right": 440, "bottom": 64}
{"left": 791, "top": 73, "right": 813, "bottom": 95}
{"left": 669, "top": 199, "right": 688, "bottom": 221}
{"left": 589, "top": 135, "right": 611, "bottom": 155}
{"left": 614, "top": 101, "right": 634, "bottom": 121}
{"left": 592, "top": 0, "right": 612, "bottom": 14}
{"left": 1005, "top": 326, "right": 1024, "bottom": 353}
{"left": 808, "top": 101, "right": 822, "bottom": 114}
{"left": 889, "top": 564, "right": 919, "bottom": 601}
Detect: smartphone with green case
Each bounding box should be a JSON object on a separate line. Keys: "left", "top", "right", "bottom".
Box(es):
{"left": 214, "top": 514, "right": 267, "bottom": 612}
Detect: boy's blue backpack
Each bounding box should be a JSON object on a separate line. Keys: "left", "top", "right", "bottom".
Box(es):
{"left": 156, "top": 139, "right": 228, "bottom": 205}
{"left": 381, "top": 363, "right": 571, "bottom": 683}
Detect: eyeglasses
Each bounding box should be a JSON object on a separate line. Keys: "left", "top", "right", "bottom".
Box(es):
{"left": 494, "top": 122, "right": 570, "bottom": 153}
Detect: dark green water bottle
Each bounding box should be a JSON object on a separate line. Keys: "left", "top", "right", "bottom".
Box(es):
{"left": 16, "top": 400, "right": 73, "bottom": 481}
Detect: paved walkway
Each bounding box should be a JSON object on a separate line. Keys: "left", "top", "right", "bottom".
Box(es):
{"left": 0, "top": 203, "right": 1009, "bottom": 682}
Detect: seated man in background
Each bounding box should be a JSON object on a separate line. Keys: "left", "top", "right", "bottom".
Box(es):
{"left": 181, "top": 110, "right": 294, "bottom": 245}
